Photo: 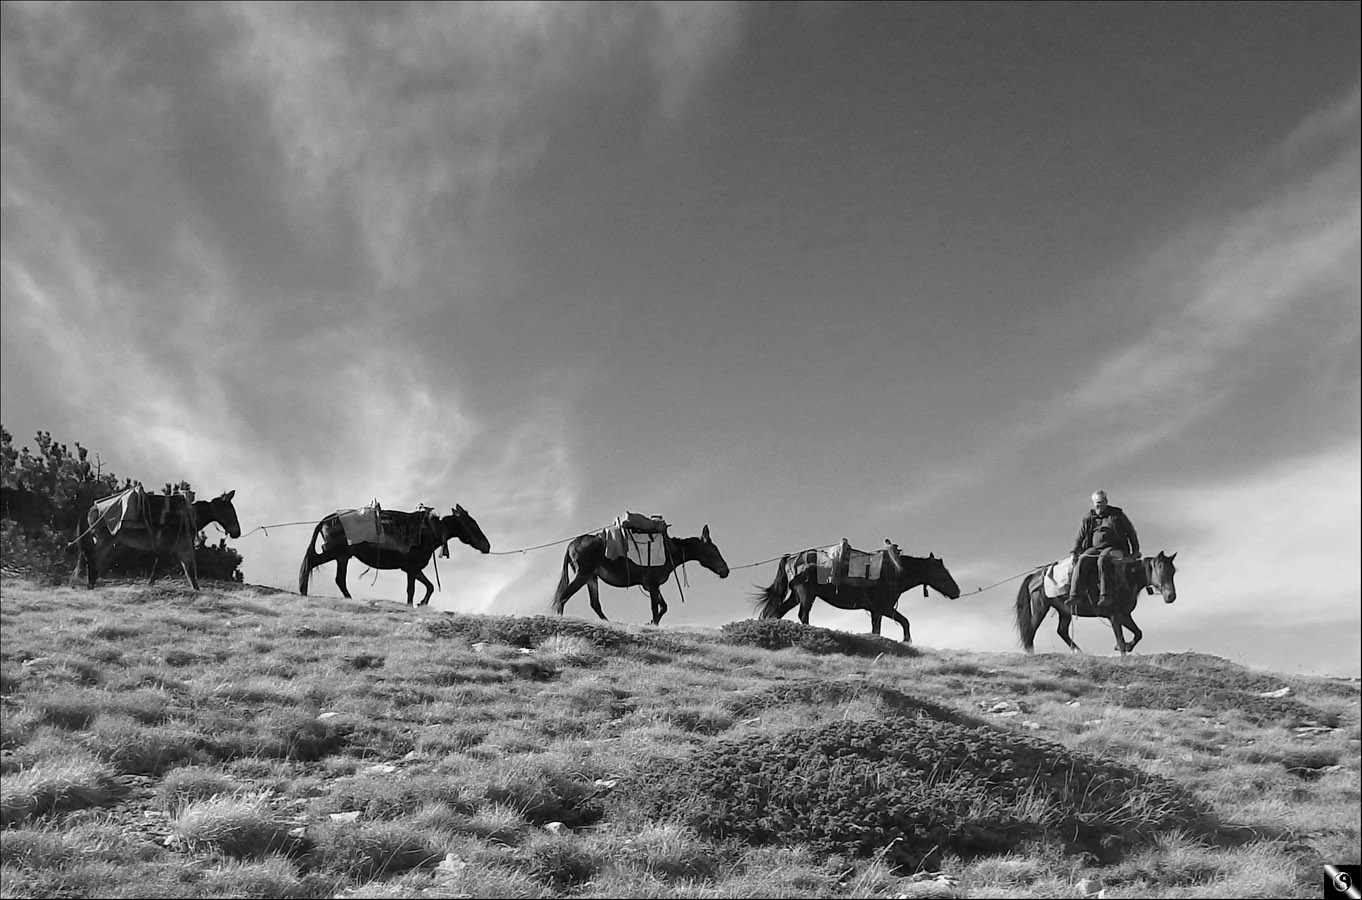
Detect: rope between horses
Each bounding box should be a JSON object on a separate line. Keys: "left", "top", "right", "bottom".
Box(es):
{"left": 235, "top": 518, "right": 1036, "bottom": 598}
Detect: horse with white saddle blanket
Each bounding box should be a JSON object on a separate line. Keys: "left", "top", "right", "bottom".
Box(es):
{"left": 1014, "top": 551, "right": 1178, "bottom": 656}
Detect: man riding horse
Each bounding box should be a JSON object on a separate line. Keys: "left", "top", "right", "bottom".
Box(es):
{"left": 1069, "top": 489, "right": 1140, "bottom": 609}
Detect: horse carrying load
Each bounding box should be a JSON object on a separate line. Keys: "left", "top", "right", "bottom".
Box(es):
{"left": 71, "top": 484, "right": 241, "bottom": 590}
{"left": 552, "top": 512, "right": 729, "bottom": 626}
{"left": 297, "top": 500, "right": 490, "bottom": 606}
{"left": 753, "top": 539, "right": 961, "bottom": 643}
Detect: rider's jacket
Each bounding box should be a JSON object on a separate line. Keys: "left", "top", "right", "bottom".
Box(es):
{"left": 1071, "top": 505, "right": 1140, "bottom": 557}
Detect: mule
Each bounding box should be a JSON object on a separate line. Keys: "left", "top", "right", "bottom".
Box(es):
{"left": 551, "top": 525, "right": 729, "bottom": 625}
{"left": 73, "top": 490, "right": 241, "bottom": 590}
{"left": 752, "top": 552, "right": 961, "bottom": 643}
{"left": 1014, "top": 552, "right": 1178, "bottom": 656}
{"left": 298, "top": 505, "right": 490, "bottom": 606}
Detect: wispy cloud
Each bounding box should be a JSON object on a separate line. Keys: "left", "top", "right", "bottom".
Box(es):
{"left": 1147, "top": 440, "right": 1361, "bottom": 630}
{"left": 877, "top": 85, "right": 1360, "bottom": 522}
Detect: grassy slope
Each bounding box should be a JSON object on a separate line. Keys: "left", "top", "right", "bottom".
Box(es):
{"left": 0, "top": 573, "right": 1357, "bottom": 899}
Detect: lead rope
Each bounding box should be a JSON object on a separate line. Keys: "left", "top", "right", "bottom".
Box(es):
{"left": 671, "top": 537, "right": 687, "bottom": 604}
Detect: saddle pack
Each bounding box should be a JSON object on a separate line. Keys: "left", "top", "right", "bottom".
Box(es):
{"left": 92, "top": 485, "right": 195, "bottom": 537}
{"left": 335, "top": 501, "right": 436, "bottom": 553}
{"left": 784, "top": 539, "right": 902, "bottom": 587}
{"left": 600, "top": 511, "right": 670, "bottom": 567}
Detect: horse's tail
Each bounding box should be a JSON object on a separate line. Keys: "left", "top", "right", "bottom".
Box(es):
{"left": 751, "top": 556, "right": 791, "bottom": 619}
{"left": 551, "top": 545, "right": 573, "bottom": 614}
{"left": 1014, "top": 570, "right": 1041, "bottom": 652}
{"left": 298, "top": 519, "right": 325, "bottom": 596}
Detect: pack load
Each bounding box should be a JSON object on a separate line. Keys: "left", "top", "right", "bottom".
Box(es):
{"left": 334, "top": 501, "right": 437, "bottom": 553}
{"left": 784, "top": 538, "right": 902, "bottom": 586}
{"left": 91, "top": 484, "right": 195, "bottom": 536}
{"left": 600, "top": 511, "right": 670, "bottom": 567}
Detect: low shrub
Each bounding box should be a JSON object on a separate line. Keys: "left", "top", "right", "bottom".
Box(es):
{"left": 720, "top": 618, "right": 917, "bottom": 658}
{"left": 308, "top": 819, "right": 438, "bottom": 881}
{"left": 629, "top": 717, "right": 1213, "bottom": 872}
{"left": 521, "top": 831, "right": 603, "bottom": 890}
{"left": 0, "top": 754, "right": 116, "bottom": 827}
{"left": 171, "top": 793, "right": 303, "bottom": 859}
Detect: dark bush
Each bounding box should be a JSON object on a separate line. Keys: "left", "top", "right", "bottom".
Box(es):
{"left": 720, "top": 618, "right": 918, "bottom": 659}
{"left": 628, "top": 717, "right": 1213, "bottom": 872}
{"left": 427, "top": 613, "right": 687, "bottom": 656}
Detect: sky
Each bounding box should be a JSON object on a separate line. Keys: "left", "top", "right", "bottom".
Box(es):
{"left": 3, "top": 2, "right": 1359, "bottom": 678}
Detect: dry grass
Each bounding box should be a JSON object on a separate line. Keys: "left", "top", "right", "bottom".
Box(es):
{"left": 0, "top": 572, "right": 1357, "bottom": 898}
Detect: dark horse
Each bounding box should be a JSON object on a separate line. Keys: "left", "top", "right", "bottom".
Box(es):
{"left": 1014, "top": 552, "right": 1178, "bottom": 656}
{"left": 298, "top": 505, "right": 490, "bottom": 606}
{"left": 72, "top": 490, "right": 241, "bottom": 590}
{"left": 552, "top": 525, "right": 729, "bottom": 625}
{"left": 752, "top": 553, "right": 962, "bottom": 643}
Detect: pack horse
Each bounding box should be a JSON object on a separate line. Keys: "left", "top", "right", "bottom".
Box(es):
{"left": 552, "top": 514, "right": 730, "bottom": 625}
{"left": 298, "top": 502, "right": 490, "bottom": 606}
{"left": 72, "top": 486, "right": 241, "bottom": 590}
{"left": 752, "top": 540, "right": 962, "bottom": 643}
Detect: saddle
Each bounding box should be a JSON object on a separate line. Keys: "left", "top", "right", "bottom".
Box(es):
{"left": 601, "top": 512, "right": 670, "bottom": 567}
{"left": 1063, "top": 554, "right": 1140, "bottom": 604}
{"left": 335, "top": 502, "right": 436, "bottom": 553}
{"left": 786, "top": 540, "right": 902, "bottom": 587}
{"left": 92, "top": 485, "right": 194, "bottom": 536}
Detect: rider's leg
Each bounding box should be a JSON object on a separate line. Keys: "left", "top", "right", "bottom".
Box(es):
{"left": 1096, "top": 549, "right": 1115, "bottom": 607}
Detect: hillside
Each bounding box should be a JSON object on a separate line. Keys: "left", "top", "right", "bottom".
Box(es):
{"left": 0, "top": 573, "right": 1357, "bottom": 899}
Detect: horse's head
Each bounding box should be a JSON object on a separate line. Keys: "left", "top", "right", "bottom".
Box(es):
{"left": 444, "top": 504, "right": 491, "bottom": 554}
{"left": 1148, "top": 551, "right": 1177, "bottom": 603}
{"left": 207, "top": 490, "right": 241, "bottom": 539}
{"left": 909, "top": 552, "right": 961, "bottom": 599}
{"left": 689, "top": 524, "right": 729, "bottom": 578}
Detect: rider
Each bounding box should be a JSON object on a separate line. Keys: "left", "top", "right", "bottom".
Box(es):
{"left": 1069, "top": 490, "right": 1140, "bottom": 608}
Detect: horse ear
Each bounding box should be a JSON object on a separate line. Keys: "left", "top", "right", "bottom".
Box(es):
{"left": 702, "top": 524, "right": 710, "bottom": 541}
{"left": 1167, "top": 552, "right": 1177, "bottom": 562}
{"left": 224, "top": 490, "right": 235, "bottom": 501}
{"left": 455, "top": 504, "right": 465, "bottom": 513}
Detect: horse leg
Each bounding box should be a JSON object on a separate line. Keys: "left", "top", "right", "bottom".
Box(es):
{"left": 774, "top": 592, "right": 799, "bottom": 619}
{"left": 1110, "top": 615, "right": 1129, "bottom": 656}
{"left": 586, "top": 577, "right": 608, "bottom": 621}
{"left": 869, "top": 611, "right": 883, "bottom": 635}
{"left": 886, "top": 608, "right": 912, "bottom": 644}
{"left": 177, "top": 546, "right": 200, "bottom": 591}
{"left": 148, "top": 555, "right": 161, "bottom": 586}
{"left": 334, "top": 556, "right": 353, "bottom": 599}
{"left": 796, "top": 585, "right": 813, "bottom": 625}
{"left": 83, "top": 534, "right": 111, "bottom": 588}
{"left": 1056, "top": 611, "right": 1083, "bottom": 653}
{"left": 648, "top": 585, "right": 668, "bottom": 626}
{"left": 413, "top": 569, "right": 435, "bottom": 607}
{"left": 1027, "top": 594, "right": 1050, "bottom": 651}
{"left": 552, "top": 564, "right": 594, "bottom": 615}
{"left": 1113, "top": 612, "right": 1141, "bottom": 654}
